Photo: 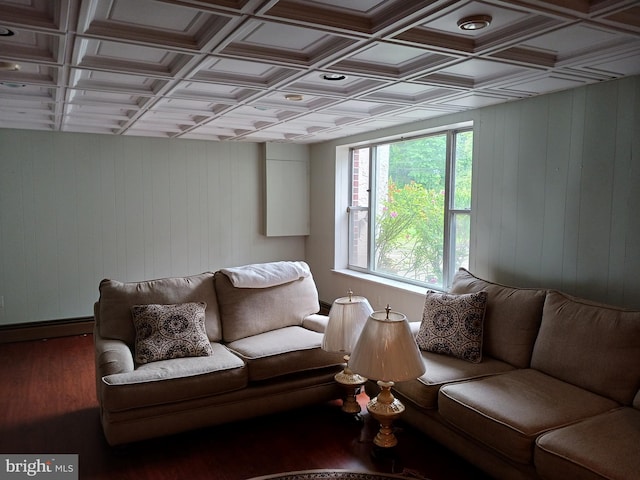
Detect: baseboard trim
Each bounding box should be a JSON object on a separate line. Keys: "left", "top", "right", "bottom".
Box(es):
{"left": 0, "top": 317, "right": 94, "bottom": 343}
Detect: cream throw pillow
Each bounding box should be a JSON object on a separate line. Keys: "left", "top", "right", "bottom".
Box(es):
{"left": 131, "top": 302, "right": 213, "bottom": 364}
{"left": 416, "top": 290, "right": 487, "bottom": 363}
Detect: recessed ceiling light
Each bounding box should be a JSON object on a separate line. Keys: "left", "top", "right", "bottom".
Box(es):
{"left": 321, "top": 73, "right": 347, "bottom": 81}
{"left": 0, "top": 61, "right": 21, "bottom": 71}
{"left": 457, "top": 15, "right": 492, "bottom": 31}
{"left": 284, "top": 94, "right": 304, "bottom": 101}
{"left": 0, "top": 27, "right": 15, "bottom": 36}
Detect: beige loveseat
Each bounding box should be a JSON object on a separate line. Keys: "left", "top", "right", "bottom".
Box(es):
{"left": 94, "top": 261, "right": 344, "bottom": 446}
{"left": 372, "top": 268, "right": 640, "bottom": 480}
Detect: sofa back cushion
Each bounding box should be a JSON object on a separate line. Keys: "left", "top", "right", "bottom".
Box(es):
{"left": 214, "top": 271, "right": 320, "bottom": 343}
{"left": 98, "top": 273, "right": 222, "bottom": 346}
{"left": 449, "top": 268, "right": 546, "bottom": 368}
{"left": 531, "top": 290, "right": 640, "bottom": 405}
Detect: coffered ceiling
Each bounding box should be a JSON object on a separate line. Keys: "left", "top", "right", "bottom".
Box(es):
{"left": 0, "top": 0, "right": 638, "bottom": 143}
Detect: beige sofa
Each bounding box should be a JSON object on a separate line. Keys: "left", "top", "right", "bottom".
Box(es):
{"left": 94, "top": 261, "right": 344, "bottom": 446}
{"left": 371, "top": 268, "right": 640, "bottom": 480}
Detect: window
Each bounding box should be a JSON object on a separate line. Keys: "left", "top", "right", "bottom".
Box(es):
{"left": 347, "top": 127, "right": 473, "bottom": 290}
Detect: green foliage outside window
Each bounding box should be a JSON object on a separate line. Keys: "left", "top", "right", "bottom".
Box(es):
{"left": 373, "top": 131, "right": 472, "bottom": 287}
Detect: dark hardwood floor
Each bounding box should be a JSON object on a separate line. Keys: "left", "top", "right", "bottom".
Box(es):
{"left": 0, "top": 334, "right": 492, "bottom": 480}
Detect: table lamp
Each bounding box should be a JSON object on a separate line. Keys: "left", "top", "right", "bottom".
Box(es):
{"left": 322, "top": 290, "right": 373, "bottom": 414}
{"left": 349, "top": 305, "right": 426, "bottom": 448}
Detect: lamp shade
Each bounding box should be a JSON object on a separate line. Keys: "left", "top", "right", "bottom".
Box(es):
{"left": 322, "top": 295, "right": 373, "bottom": 353}
{"left": 349, "top": 309, "right": 426, "bottom": 383}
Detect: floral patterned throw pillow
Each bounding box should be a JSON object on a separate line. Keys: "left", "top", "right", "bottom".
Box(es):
{"left": 416, "top": 290, "right": 488, "bottom": 363}
{"left": 131, "top": 302, "right": 213, "bottom": 364}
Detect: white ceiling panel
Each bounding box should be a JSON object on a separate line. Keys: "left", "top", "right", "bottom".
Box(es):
{"left": 0, "top": 0, "right": 637, "bottom": 143}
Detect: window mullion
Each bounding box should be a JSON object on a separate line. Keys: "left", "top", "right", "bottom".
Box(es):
{"left": 443, "top": 131, "right": 454, "bottom": 287}
{"left": 368, "top": 146, "right": 376, "bottom": 272}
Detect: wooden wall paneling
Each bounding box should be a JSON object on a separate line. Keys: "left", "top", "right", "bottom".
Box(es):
{"left": 220, "top": 142, "right": 237, "bottom": 268}
{"left": 485, "top": 106, "right": 504, "bottom": 278}
{"left": 0, "top": 131, "right": 25, "bottom": 324}
{"left": 515, "top": 96, "right": 549, "bottom": 283}
{"left": 186, "top": 141, "right": 205, "bottom": 275}
{"left": 98, "top": 135, "right": 118, "bottom": 283}
{"left": 0, "top": 131, "right": 306, "bottom": 327}
{"left": 15, "top": 131, "right": 34, "bottom": 323}
{"left": 471, "top": 108, "right": 494, "bottom": 276}
{"left": 577, "top": 81, "right": 618, "bottom": 302}
{"left": 33, "top": 132, "right": 60, "bottom": 319}
{"left": 541, "top": 90, "right": 573, "bottom": 290}
{"left": 561, "top": 86, "right": 586, "bottom": 292}
{"left": 55, "top": 135, "right": 80, "bottom": 316}
{"left": 228, "top": 143, "right": 245, "bottom": 266}
{"left": 140, "top": 138, "right": 156, "bottom": 279}
{"left": 230, "top": 143, "right": 246, "bottom": 265}
{"left": 624, "top": 80, "right": 640, "bottom": 307}
{"left": 168, "top": 140, "right": 189, "bottom": 276}
{"left": 113, "top": 137, "right": 129, "bottom": 281}
{"left": 122, "top": 137, "right": 145, "bottom": 282}
{"left": 496, "top": 102, "right": 521, "bottom": 284}
{"left": 207, "top": 141, "right": 225, "bottom": 269}
{"left": 75, "top": 134, "right": 105, "bottom": 312}
{"left": 150, "top": 139, "right": 172, "bottom": 279}
{"left": 0, "top": 134, "right": 5, "bottom": 325}
{"left": 240, "top": 145, "right": 267, "bottom": 261}
{"left": 607, "top": 80, "right": 630, "bottom": 306}
{"left": 612, "top": 78, "right": 640, "bottom": 307}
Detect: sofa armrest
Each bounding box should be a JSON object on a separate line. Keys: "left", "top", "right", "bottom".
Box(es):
{"left": 95, "top": 335, "right": 135, "bottom": 377}
{"left": 302, "top": 313, "right": 329, "bottom": 333}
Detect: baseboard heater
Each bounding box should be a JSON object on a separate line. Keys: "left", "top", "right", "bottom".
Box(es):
{"left": 0, "top": 317, "right": 94, "bottom": 343}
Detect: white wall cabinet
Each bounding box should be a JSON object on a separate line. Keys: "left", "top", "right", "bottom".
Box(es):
{"left": 264, "top": 143, "right": 310, "bottom": 237}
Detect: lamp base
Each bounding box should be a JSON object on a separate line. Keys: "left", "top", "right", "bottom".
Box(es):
{"left": 371, "top": 443, "right": 398, "bottom": 462}
{"left": 334, "top": 361, "right": 367, "bottom": 415}
{"left": 367, "top": 380, "right": 404, "bottom": 448}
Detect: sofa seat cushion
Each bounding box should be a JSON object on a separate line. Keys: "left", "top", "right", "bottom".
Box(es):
{"left": 393, "top": 351, "right": 515, "bottom": 409}
{"left": 101, "top": 343, "right": 246, "bottom": 412}
{"left": 227, "top": 326, "right": 344, "bottom": 381}
{"left": 535, "top": 407, "right": 640, "bottom": 480}
{"left": 438, "top": 369, "right": 619, "bottom": 465}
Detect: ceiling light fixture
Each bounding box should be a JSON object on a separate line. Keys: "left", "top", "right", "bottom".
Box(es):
{"left": 457, "top": 15, "right": 492, "bottom": 31}
{"left": 321, "top": 73, "right": 347, "bottom": 81}
{"left": 284, "top": 94, "right": 304, "bottom": 101}
{"left": 0, "top": 27, "right": 15, "bottom": 36}
{"left": 0, "top": 61, "right": 21, "bottom": 71}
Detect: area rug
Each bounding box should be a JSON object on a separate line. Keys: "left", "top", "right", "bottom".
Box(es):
{"left": 247, "top": 469, "right": 428, "bottom": 480}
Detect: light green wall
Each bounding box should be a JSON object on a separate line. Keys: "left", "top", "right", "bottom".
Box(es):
{"left": 0, "top": 132, "right": 305, "bottom": 325}
{"left": 308, "top": 75, "right": 640, "bottom": 320}
{"left": 1, "top": 76, "right": 638, "bottom": 326}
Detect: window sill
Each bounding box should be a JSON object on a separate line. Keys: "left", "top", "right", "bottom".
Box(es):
{"left": 331, "top": 268, "right": 443, "bottom": 296}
